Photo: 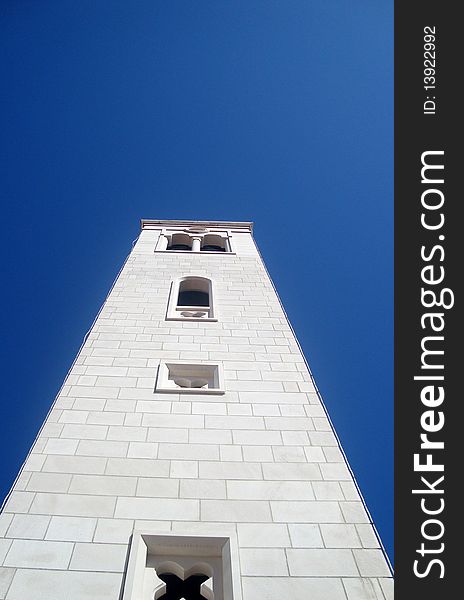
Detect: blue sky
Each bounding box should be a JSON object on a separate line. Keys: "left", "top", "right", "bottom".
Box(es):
{"left": 0, "top": 1, "right": 393, "bottom": 559}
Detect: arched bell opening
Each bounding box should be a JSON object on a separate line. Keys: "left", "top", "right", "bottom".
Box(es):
{"left": 200, "top": 235, "right": 227, "bottom": 252}
{"left": 167, "top": 233, "right": 192, "bottom": 251}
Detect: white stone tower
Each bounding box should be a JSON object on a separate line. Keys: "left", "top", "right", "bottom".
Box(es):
{"left": 0, "top": 219, "right": 392, "bottom": 600}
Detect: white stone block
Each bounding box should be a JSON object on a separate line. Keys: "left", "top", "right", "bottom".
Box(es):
{"left": 356, "top": 524, "right": 380, "bottom": 548}
{"left": 280, "top": 431, "right": 309, "bottom": 445}
{"left": 352, "top": 549, "right": 391, "bottom": 577}
{"left": 233, "top": 431, "right": 282, "bottom": 445}
{"left": 240, "top": 548, "right": 288, "bottom": 576}
{"left": 147, "top": 428, "right": 188, "bottom": 443}
{"left": 10, "top": 471, "right": 30, "bottom": 492}
{"left": 105, "top": 399, "right": 136, "bottom": 412}
{"left": 94, "top": 518, "right": 134, "bottom": 543}
{"left": 312, "top": 481, "right": 344, "bottom": 500}
{"left": 106, "top": 458, "right": 170, "bottom": 477}
{"left": 2, "top": 492, "right": 34, "bottom": 514}
{"left": 136, "top": 478, "right": 179, "bottom": 498}
{"left": 189, "top": 429, "right": 232, "bottom": 444}
{"left": 180, "top": 479, "right": 226, "bottom": 499}
{"left": 61, "top": 424, "right": 108, "bottom": 440}
{"left": 0, "top": 540, "right": 12, "bottom": 565}
{"left": 158, "top": 443, "right": 219, "bottom": 460}
{"left": 320, "top": 524, "right": 362, "bottom": 548}
{"left": 271, "top": 501, "right": 343, "bottom": 523}
{"left": 70, "top": 543, "right": 127, "bottom": 572}
{"left": 69, "top": 385, "right": 119, "bottom": 399}
{"left": 192, "top": 402, "right": 227, "bottom": 415}
{"left": 5, "top": 514, "right": 50, "bottom": 540}
{"left": 308, "top": 431, "right": 338, "bottom": 446}
{"left": 201, "top": 500, "right": 271, "bottom": 522}
{"left": 287, "top": 548, "right": 358, "bottom": 576}
{"left": 42, "top": 455, "right": 107, "bottom": 474}
{"left": 239, "top": 392, "right": 308, "bottom": 404}
{"left": 107, "top": 426, "right": 147, "bottom": 442}
{"left": 227, "top": 480, "right": 314, "bottom": 501}
{"left": 172, "top": 402, "right": 191, "bottom": 414}
{"left": 0, "top": 567, "right": 15, "bottom": 599}
{"left": 142, "top": 414, "right": 204, "bottom": 428}
{"left": 340, "top": 502, "right": 370, "bottom": 523}
{"left": 323, "top": 446, "right": 344, "bottom": 462}
{"left": 127, "top": 441, "right": 158, "bottom": 459}
{"left": 263, "top": 463, "right": 321, "bottom": 481}
{"left": 73, "top": 398, "right": 106, "bottom": 411}
{"left": 76, "top": 440, "right": 128, "bottom": 457}
{"left": 242, "top": 446, "right": 273, "bottom": 462}
{"left": 5, "top": 569, "right": 122, "bottom": 600}
{"left": 170, "top": 461, "right": 198, "bottom": 479}
{"left": 26, "top": 472, "right": 72, "bottom": 493}
{"left": 199, "top": 462, "right": 262, "bottom": 480}
{"left": 264, "top": 417, "right": 314, "bottom": 431}
{"left": 272, "top": 446, "right": 306, "bottom": 462}
{"left": 30, "top": 493, "right": 115, "bottom": 518}
{"left": 237, "top": 523, "right": 290, "bottom": 547}
{"left": 205, "top": 415, "right": 265, "bottom": 430}
{"left": 341, "top": 481, "right": 362, "bottom": 500}
{"left": 342, "top": 577, "right": 386, "bottom": 600}
{"left": 288, "top": 524, "right": 323, "bottom": 548}
{"left": 0, "top": 514, "right": 13, "bottom": 537}
{"left": 45, "top": 516, "right": 97, "bottom": 542}
{"left": 22, "top": 454, "right": 46, "bottom": 472}
{"left": 320, "top": 462, "right": 352, "bottom": 481}
{"left": 59, "top": 410, "right": 88, "bottom": 424}
{"left": 379, "top": 578, "right": 394, "bottom": 600}
{"left": 302, "top": 449, "right": 327, "bottom": 466}
{"left": 252, "top": 404, "right": 280, "bottom": 416}
{"left": 219, "top": 445, "right": 243, "bottom": 461}
{"left": 69, "top": 475, "right": 137, "bottom": 496}
{"left": 115, "top": 497, "right": 198, "bottom": 520}
{"left": 124, "top": 413, "right": 143, "bottom": 426}
{"left": 241, "top": 577, "right": 347, "bottom": 600}
{"left": 4, "top": 539, "right": 73, "bottom": 570}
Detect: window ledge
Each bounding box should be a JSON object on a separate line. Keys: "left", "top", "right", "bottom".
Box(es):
{"left": 155, "top": 250, "right": 236, "bottom": 255}
{"left": 165, "top": 316, "right": 218, "bottom": 322}
{"left": 155, "top": 385, "right": 225, "bottom": 395}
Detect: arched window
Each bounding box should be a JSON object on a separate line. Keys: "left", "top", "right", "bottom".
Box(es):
{"left": 201, "top": 234, "right": 227, "bottom": 252}
{"left": 166, "top": 276, "right": 216, "bottom": 321}
{"left": 167, "top": 233, "right": 192, "bottom": 251}
{"left": 178, "top": 281, "right": 209, "bottom": 307}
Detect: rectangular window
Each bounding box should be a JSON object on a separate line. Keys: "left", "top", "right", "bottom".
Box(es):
{"left": 156, "top": 361, "right": 225, "bottom": 394}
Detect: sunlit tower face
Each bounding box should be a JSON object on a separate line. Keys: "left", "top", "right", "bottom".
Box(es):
{"left": 0, "top": 220, "right": 392, "bottom": 600}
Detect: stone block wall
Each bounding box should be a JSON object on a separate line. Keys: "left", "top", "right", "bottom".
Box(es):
{"left": 0, "top": 222, "right": 393, "bottom": 600}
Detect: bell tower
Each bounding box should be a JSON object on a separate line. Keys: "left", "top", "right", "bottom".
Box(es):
{"left": 0, "top": 220, "right": 392, "bottom": 600}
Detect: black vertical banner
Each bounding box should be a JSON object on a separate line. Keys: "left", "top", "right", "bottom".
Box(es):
{"left": 395, "top": 2, "right": 460, "bottom": 599}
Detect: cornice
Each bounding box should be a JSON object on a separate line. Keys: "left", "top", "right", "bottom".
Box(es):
{"left": 140, "top": 219, "right": 253, "bottom": 233}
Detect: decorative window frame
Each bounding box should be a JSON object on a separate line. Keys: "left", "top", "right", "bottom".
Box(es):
{"left": 155, "top": 228, "right": 235, "bottom": 254}
{"left": 156, "top": 361, "right": 225, "bottom": 395}
{"left": 122, "top": 529, "right": 242, "bottom": 600}
{"left": 166, "top": 276, "right": 217, "bottom": 322}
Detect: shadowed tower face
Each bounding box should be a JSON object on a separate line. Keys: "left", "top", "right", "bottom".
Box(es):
{"left": 0, "top": 220, "right": 392, "bottom": 600}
